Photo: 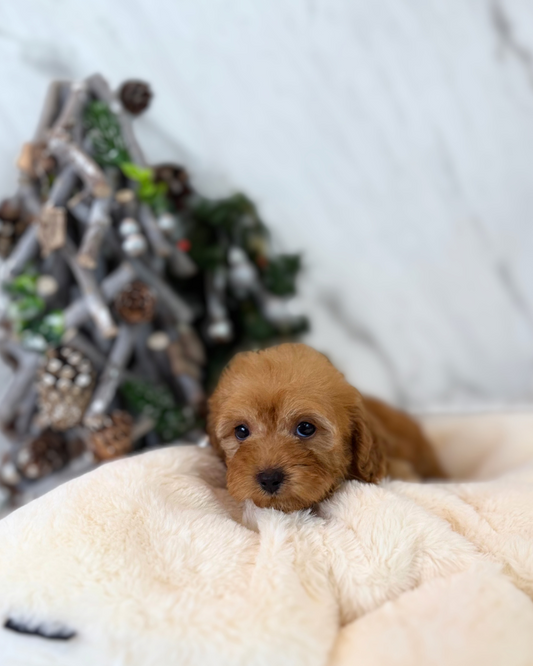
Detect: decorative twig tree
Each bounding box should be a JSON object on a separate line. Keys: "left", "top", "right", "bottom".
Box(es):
{"left": 0, "top": 74, "right": 307, "bottom": 504}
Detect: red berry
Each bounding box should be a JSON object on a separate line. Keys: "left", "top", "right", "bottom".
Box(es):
{"left": 177, "top": 239, "right": 191, "bottom": 252}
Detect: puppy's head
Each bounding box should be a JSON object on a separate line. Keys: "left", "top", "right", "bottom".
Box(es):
{"left": 207, "top": 343, "right": 386, "bottom": 512}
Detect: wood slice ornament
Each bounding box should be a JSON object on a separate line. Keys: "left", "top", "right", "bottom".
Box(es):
{"left": 38, "top": 204, "right": 66, "bottom": 257}
{"left": 37, "top": 347, "right": 95, "bottom": 431}
{"left": 88, "top": 410, "right": 133, "bottom": 460}
{"left": 17, "top": 142, "right": 56, "bottom": 180}
{"left": 114, "top": 281, "right": 156, "bottom": 324}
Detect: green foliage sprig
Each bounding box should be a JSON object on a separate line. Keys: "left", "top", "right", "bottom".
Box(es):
{"left": 83, "top": 100, "right": 130, "bottom": 167}
{"left": 4, "top": 272, "right": 64, "bottom": 350}
{"left": 120, "top": 379, "right": 196, "bottom": 442}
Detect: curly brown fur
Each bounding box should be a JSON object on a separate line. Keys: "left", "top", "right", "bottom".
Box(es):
{"left": 207, "top": 343, "right": 444, "bottom": 512}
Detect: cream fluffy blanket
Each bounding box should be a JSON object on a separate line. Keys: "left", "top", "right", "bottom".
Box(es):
{"left": 1, "top": 413, "right": 533, "bottom": 666}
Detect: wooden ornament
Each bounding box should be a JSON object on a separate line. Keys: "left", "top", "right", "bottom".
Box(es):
{"left": 38, "top": 204, "right": 66, "bottom": 257}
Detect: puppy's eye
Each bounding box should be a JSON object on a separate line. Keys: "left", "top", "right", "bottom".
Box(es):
{"left": 296, "top": 422, "right": 316, "bottom": 438}
{"left": 235, "top": 425, "right": 250, "bottom": 441}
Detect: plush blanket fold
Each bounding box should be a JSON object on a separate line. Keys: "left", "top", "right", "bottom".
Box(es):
{"left": 1, "top": 413, "right": 533, "bottom": 665}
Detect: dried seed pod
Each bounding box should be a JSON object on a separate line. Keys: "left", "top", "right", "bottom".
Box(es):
{"left": 119, "top": 80, "right": 152, "bottom": 115}
{"left": 16, "top": 430, "right": 69, "bottom": 480}
{"left": 114, "top": 281, "right": 156, "bottom": 324}
{"left": 37, "top": 348, "right": 95, "bottom": 431}
{"left": 88, "top": 410, "right": 133, "bottom": 460}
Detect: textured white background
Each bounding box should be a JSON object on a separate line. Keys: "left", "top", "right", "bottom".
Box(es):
{"left": 1, "top": 0, "right": 533, "bottom": 410}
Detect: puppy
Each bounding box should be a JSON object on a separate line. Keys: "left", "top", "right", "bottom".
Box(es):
{"left": 207, "top": 343, "right": 444, "bottom": 512}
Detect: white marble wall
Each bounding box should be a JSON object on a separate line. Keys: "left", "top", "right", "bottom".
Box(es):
{"left": 1, "top": 0, "right": 533, "bottom": 410}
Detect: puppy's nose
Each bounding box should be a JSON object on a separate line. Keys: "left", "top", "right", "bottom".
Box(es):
{"left": 256, "top": 468, "right": 285, "bottom": 495}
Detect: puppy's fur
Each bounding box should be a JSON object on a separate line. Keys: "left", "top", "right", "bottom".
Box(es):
{"left": 207, "top": 343, "right": 444, "bottom": 512}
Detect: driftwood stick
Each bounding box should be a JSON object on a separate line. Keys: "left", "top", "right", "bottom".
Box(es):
{"left": 167, "top": 246, "right": 197, "bottom": 278}
{"left": 176, "top": 373, "right": 205, "bottom": 408}
{"left": 85, "top": 73, "right": 113, "bottom": 104}
{"left": 138, "top": 204, "right": 171, "bottom": 257}
{"left": 63, "top": 262, "right": 135, "bottom": 330}
{"left": 33, "top": 80, "right": 70, "bottom": 142}
{"left": 129, "top": 258, "right": 194, "bottom": 323}
{"left": 48, "top": 129, "right": 111, "bottom": 199}
{"left": 119, "top": 112, "right": 147, "bottom": 166}
{"left": 41, "top": 252, "right": 70, "bottom": 309}
{"left": 83, "top": 325, "right": 135, "bottom": 427}
{"left": 4, "top": 226, "right": 38, "bottom": 280}
{"left": 68, "top": 199, "right": 91, "bottom": 226}
{"left": 50, "top": 166, "right": 79, "bottom": 206}
{"left": 133, "top": 324, "right": 162, "bottom": 383}
{"left": 53, "top": 81, "right": 88, "bottom": 134}
{"left": 77, "top": 196, "right": 112, "bottom": 268}
{"left": 18, "top": 180, "right": 42, "bottom": 219}
{"left": 3, "top": 179, "right": 46, "bottom": 279}
{"left": 131, "top": 415, "right": 155, "bottom": 443}
{"left": 14, "top": 387, "right": 37, "bottom": 436}
{"left": 0, "top": 341, "right": 41, "bottom": 426}
{"left": 61, "top": 239, "right": 118, "bottom": 338}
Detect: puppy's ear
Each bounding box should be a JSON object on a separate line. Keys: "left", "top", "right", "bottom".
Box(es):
{"left": 349, "top": 402, "right": 387, "bottom": 483}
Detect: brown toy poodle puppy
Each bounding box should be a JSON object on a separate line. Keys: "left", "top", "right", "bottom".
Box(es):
{"left": 207, "top": 343, "right": 444, "bottom": 512}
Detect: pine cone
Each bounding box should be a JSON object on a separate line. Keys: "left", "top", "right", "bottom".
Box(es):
{"left": 88, "top": 411, "right": 133, "bottom": 460}
{"left": 153, "top": 163, "right": 191, "bottom": 209}
{"left": 119, "top": 80, "right": 152, "bottom": 115}
{"left": 115, "top": 281, "right": 156, "bottom": 324}
{"left": 16, "top": 430, "right": 69, "bottom": 480}
{"left": 37, "top": 347, "right": 95, "bottom": 431}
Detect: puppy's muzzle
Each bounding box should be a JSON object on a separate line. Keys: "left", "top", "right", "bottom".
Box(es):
{"left": 256, "top": 468, "right": 285, "bottom": 495}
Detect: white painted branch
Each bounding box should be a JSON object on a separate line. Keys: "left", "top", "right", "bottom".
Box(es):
{"left": 83, "top": 325, "right": 135, "bottom": 427}
{"left": 77, "top": 196, "right": 112, "bottom": 268}
{"left": 0, "top": 342, "right": 41, "bottom": 426}
{"left": 53, "top": 81, "right": 88, "bottom": 134}
{"left": 130, "top": 258, "right": 194, "bottom": 323}
{"left": 63, "top": 261, "right": 135, "bottom": 330}
{"left": 167, "top": 246, "right": 197, "bottom": 278}
{"left": 61, "top": 239, "right": 118, "bottom": 338}
{"left": 33, "top": 80, "right": 70, "bottom": 143}
{"left": 138, "top": 204, "right": 171, "bottom": 257}
{"left": 48, "top": 129, "right": 110, "bottom": 199}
